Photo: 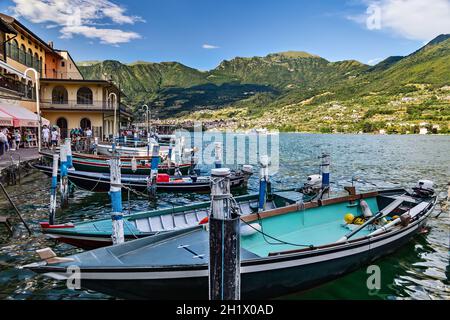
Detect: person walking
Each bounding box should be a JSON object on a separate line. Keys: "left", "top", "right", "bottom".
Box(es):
{"left": 51, "top": 128, "right": 59, "bottom": 150}
{"left": 42, "top": 125, "right": 50, "bottom": 149}
{"left": 0, "top": 129, "right": 7, "bottom": 157}
{"left": 14, "top": 130, "right": 21, "bottom": 150}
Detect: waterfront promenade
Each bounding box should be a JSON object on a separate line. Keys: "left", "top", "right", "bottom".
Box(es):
{"left": 0, "top": 148, "right": 40, "bottom": 173}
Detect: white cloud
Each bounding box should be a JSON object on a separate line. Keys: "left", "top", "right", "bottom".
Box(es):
{"left": 350, "top": 0, "right": 450, "bottom": 41}
{"left": 9, "top": 0, "right": 144, "bottom": 44}
{"left": 368, "top": 57, "right": 383, "bottom": 65}
{"left": 202, "top": 44, "right": 220, "bottom": 49}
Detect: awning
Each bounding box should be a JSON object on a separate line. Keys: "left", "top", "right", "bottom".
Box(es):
{"left": 0, "top": 110, "right": 13, "bottom": 126}
{"left": 0, "top": 102, "right": 49, "bottom": 127}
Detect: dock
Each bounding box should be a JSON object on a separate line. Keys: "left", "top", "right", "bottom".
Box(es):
{"left": 0, "top": 148, "right": 40, "bottom": 185}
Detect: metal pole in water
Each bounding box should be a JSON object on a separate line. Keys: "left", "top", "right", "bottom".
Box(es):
{"left": 65, "top": 138, "right": 74, "bottom": 170}
{"left": 209, "top": 168, "right": 241, "bottom": 300}
{"left": 258, "top": 155, "right": 270, "bottom": 212}
{"left": 214, "top": 142, "right": 223, "bottom": 169}
{"left": 60, "top": 144, "right": 69, "bottom": 208}
{"left": 148, "top": 144, "right": 160, "bottom": 198}
{"left": 320, "top": 153, "right": 330, "bottom": 192}
{"left": 93, "top": 137, "right": 98, "bottom": 155}
{"left": 167, "top": 138, "right": 173, "bottom": 170}
{"left": 109, "top": 157, "right": 124, "bottom": 245}
{"left": 49, "top": 153, "right": 59, "bottom": 225}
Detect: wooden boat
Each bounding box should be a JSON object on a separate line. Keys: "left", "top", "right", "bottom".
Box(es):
{"left": 38, "top": 188, "right": 318, "bottom": 250}
{"left": 33, "top": 164, "right": 252, "bottom": 194}
{"left": 96, "top": 143, "right": 160, "bottom": 157}
{"left": 40, "top": 151, "right": 192, "bottom": 175}
{"left": 25, "top": 184, "right": 437, "bottom": 299}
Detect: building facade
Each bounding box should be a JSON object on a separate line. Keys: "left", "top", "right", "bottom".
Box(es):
{"left": 40, "top": 79, "right": 127, "bottom": 139}
{"left": 0, "top": 13, "right": 132, "bottom": 140}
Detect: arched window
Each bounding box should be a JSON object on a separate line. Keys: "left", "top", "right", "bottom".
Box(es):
{"left": 11, "top": 40, "right": 19, "bottom": 60}
{"left": 19, "top": 44, "right": 26, "bottom": 64}
{"left": 52, "top": 86, "right": 68, "bottom": 104}
{"left": 39, "top": 57, "right": 43, "bottom": 74}
{"left": 56, "top": 117, "right": 68, "bottom": 139}
{"left": 34, "top": 53, "right": 39, "bottom": 70}
{"left": 77, "top": 87, "right": 93, "bottom": 105}
{"left": 27, "top": 48, "right": 33, "bottom": 66}
{"left": 80, "top": 118, "right": 91, "bottom": 130}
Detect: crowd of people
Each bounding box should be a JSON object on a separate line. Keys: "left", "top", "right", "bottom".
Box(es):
{"left": 0, "top": 125, "right": 98, "bottom": 160}
{"left": 0, "top": 127, "right": 37, "bottom": 159}
{"left": 41, "top": 125, "right": 94, "bottom": 151}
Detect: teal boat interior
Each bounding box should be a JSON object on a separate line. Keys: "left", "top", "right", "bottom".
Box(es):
{"left": 37, "top": 189, "right": 430, "bottom": 269}
{"left": 241, "top": 197, "right": 379, "bottom": 257}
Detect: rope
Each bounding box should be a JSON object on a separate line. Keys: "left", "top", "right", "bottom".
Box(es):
{"left": 229, "top": 194, "right": 313, "bottom": 248}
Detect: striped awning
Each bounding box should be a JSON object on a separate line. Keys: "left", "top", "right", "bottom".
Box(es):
{"left": 0, "top": 102, "right": 49, "bottom": 127}
{"left": 0, "top": 109, "right": 13, "bottom": 126}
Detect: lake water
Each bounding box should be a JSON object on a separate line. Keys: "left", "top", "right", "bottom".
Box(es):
{"left": 0, "top": 133, "right": 449, "bottom": 300}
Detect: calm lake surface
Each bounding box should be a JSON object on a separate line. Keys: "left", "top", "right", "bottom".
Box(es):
{"left": 0, "top": 133, "right": 449, "bottom": 300}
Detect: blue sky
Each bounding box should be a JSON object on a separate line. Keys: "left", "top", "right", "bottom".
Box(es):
{"left": 1, "top": 0, "right": 449, "bottom": 70}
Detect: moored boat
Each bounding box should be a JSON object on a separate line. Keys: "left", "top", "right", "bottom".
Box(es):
{"left": 33, "top": 164, "right": 252, "bottom": 194}
{"left": 38, "top": 186, "right": 320, "bottom": 250}
{"left": 25, "top": 182, "right": 437, "bottom": 299}
{"left": 40, "top": 151, "right": 192, "bottom": 175}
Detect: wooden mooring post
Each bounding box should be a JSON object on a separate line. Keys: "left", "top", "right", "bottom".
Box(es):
{"left": 109, "top": 157, "right": 124, "bottom": 245}
{"left": 208, "top": 168, "right": 241, "bottom": 300}
{"left": 148, "top": 144, "right": 160, "bottom": 198}
{"left": 59, "top": 144, "right": 69, "bottom": 208}
{"left": 49, "top": 154, "right": 59, "bottom": 225}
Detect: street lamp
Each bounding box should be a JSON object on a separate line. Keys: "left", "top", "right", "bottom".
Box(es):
{"left": 108, "top": 92, "right": 118, "bottom": 140}
{"left": 142, "top": 104, "right": 150, "bottom": 137}
{"left": 24, "top": 68, "right": 41, "bottom": 152}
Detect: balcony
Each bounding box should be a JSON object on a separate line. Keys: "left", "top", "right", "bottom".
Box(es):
{"left": 0, "top": 74, "right": 33, "bottom": 98}
{"left": 40, "top": 99, "right": 115, "bottom": 111}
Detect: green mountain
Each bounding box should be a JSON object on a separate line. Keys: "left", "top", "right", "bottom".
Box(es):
{"left": 79, "top": 35, "right": 450, "bottom": 133}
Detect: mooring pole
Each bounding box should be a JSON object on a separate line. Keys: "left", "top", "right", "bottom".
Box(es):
{"left": 148, "top": 144, "right": 160, "bottom": 198}
{"left": 49, "top": 153, "right": 59, "bottom": 225}
{"left": 109, "top": 157, "right": 124, "bottom": 245}
{"left": 60, "top": 144, "right": 69, "bottom": 208}
{"left": 180, "top": 136, "right": 186, "bottom": 164}
{"left": 147, "top": 132, "right": 151, "bottom": 157}
{"left": 214, "top": 142, "right": 223, "bottom": 169}
{"left": 258, "top": 155, "right": 270, "bottom": 212}
{"left": 209, "top": 168, "right": 240, "bottom": 300}
{"left": 167, "top": 138, "right": 173, "bottom": 170}
{"left": 93, "top": 137, "right": 98, "bottom": 155}
{"left": 320, "top": 153, "right": 330, "bottom": 193}
{"left": 65, "top": 138, "right": 74, "bottom": 170}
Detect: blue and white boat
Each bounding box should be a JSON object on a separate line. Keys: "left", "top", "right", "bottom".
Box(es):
{"left": 24, "top": 181, "right": 437, "bottom": 299}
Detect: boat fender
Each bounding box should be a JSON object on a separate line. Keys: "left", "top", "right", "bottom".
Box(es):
{"left": 360, "top": 200, "right": 373, "bottom": 218}
{"left": 240, "top": 223, "right": 261, "bottom": 236}
{"left": 131, "top": 157, "right": 137, "bottom": 172}
{"left": 199, "top": 217, "right": 209, "bottom": 225}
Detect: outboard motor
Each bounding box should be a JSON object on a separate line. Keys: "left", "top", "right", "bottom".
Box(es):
{"left": 241, "top": 165, "right": 254, "bottom": 183}
{"left": 412, "top": 180, "right": 435, "bottom": 198}
{"left": 302, "top": 174, "right": 322, "bottom": 195}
